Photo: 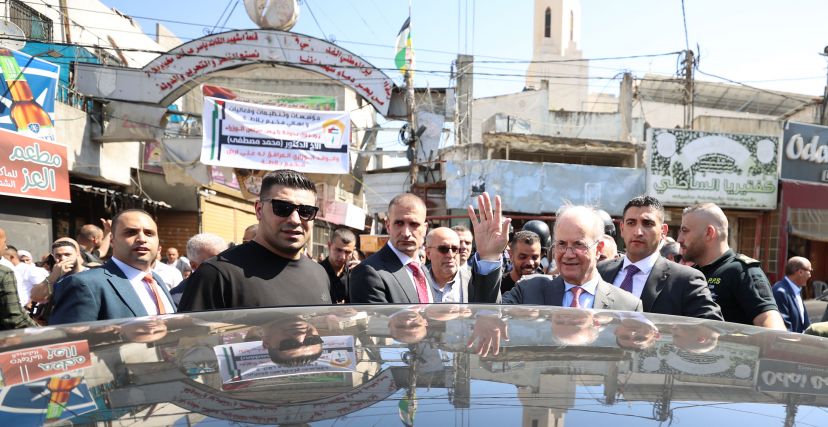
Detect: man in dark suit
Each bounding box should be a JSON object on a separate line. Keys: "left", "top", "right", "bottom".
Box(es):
{"left": 350, "top": 192, "right": 509, "bottom": 304}
{"left": 497, "top": 204, "right": 641, "bottom": 311}
{"left": 423, "top": 227, "right": 501, "bottom": 303}
{"left": 50, "top": 209, "right": 175, "bottom": 324}
{"left": 597, "top": 196, "right": 722, "bottom": 320}
{"left": 772, "top": 256, "right": 812, "bottom": 333}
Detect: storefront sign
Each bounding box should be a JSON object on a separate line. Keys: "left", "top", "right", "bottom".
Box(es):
{"left": 202, "top": 96, "right": 350, "bottom": 174}
{"left": 0, "top": 340, "right": 91, "bottom": 387}
{"left": 647, "top": 128, "right": 779, "bottom": 209}
{"left": 445, "top": 160, "right": 644, "bottom": 215}
{"left": 781, "top": 121, "right": 828, "bottom": 183}
{"left": 757, "top": 358, "right": 828, "bottom": 395}
{"left": 0, "top": 128, "right": 70, "bottom": 203}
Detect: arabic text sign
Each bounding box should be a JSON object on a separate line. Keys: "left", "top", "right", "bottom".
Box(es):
{"left": 202, "top": 97, "right": 350, "bottom": 174}
{"left": 0, "top": 340, "right": 91, "bottom": 387}
{"left": 0, "top": 127, "right": 70, "bottom": 202}
{"left": 781, "top": 121, "right": 828, "bottom": 183}
{"left": 647, "top": 128, "right": 779, "bottom": 209}
{"left": 757, "top": 359, "right": 828, "bottom": 396}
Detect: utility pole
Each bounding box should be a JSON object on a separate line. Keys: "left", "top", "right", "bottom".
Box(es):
{"left": 682, "top": 49, "right": 695, "bottom": 129}
{"left": 455, "top": 54, "right": 474, "bottom": 148}
{"left": 406, "top": 68, "right": 419, "bottom": 188}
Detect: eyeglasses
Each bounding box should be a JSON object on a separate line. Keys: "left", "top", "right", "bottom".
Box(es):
{"left": 278, "top": 334, "right": 324, "bottom": 351}
{"left": 553, "top": 240, "right": 599, "bottom": 255}
{"left": 262, "top": 199, "right": 319, "bottom": 221}
{"left": 429, "top": 245, "right": 460, "bottom": 255}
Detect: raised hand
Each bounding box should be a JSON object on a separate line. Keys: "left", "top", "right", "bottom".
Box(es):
{"left": 467, "top": 193, "right": 511, "bottom": 261}
{"left": 467, "top": 315, "right": 509, "bottom": 357}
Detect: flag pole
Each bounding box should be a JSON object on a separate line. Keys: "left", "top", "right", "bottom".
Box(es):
{"left": 405, "top": 1, "right": 418, "bottom": 190}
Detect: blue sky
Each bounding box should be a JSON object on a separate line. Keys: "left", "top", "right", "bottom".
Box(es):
{"left": 101, "top": 0, "right": 828, "bottom": 98}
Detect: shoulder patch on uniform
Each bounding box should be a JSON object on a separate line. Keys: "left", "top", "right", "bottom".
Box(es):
{"left": 734, "top": 253, "right": 761, "bottom": 266}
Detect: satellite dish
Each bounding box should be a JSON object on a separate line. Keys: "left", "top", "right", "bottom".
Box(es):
{"left": 243, "top": 0, "right": 299, "bottom": 31}
{"left": 0, "top": 20, "right": 25, "bottom": 51}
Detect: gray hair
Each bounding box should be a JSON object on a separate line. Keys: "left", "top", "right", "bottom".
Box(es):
{"left": 553, "top": 204, "right": 605, "bottom": 243}
{"left": 186, "top": 233, "right": 228, "bottom": 264}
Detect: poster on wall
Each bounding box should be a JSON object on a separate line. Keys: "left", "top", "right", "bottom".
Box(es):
{"left": 201, "top": 96, "right": 350, "bottom": 174}
{"left": 0, "top": 48, "right": 59, "bottom": 142}
{"left": 0, "top": 127, "right": 70, "bottom": 203}
{"left": 646, "top": 128, "right": 779, "bottom": 209}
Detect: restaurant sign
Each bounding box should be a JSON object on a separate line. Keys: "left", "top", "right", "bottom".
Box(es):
{"left": 647, "top": 128, "right": 779, "bottom": 209}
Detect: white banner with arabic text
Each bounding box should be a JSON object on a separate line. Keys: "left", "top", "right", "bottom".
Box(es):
{"left": 201, "top": 96, "right": 350, "bottom": 173}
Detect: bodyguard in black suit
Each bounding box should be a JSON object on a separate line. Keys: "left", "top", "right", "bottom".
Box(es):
{"left": 598, "top": 196, "right": 722, "bottom": 320}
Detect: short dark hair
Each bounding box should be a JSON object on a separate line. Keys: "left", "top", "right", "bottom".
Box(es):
{"left": 330, "top": 227, "right": 356, "bottom": 245}
{"left": 259, "top": 170, "right": 317, "bottom": 199}
{"left": 660, "top": 241, "right": 680, "bottom": 258}
{"left": 510, "top": 230, "right": 540, "bottom": 250}
{"left": 622, "top": 195, "right": 665, "bottom": 222}
{"left": 5, "top": 245, "right": 16, "bottom": 252}
{"left": 451, "top": 224, "right": 471, "bottom": 235}
{"left": 387, "top": 193, "right": 426, "bottom": 214}
{"left": 51, "top": 240, "right": 76, "bottom": 251}
{"left": 111, "top": 209, "right": 154, "bottom": 234}
{"left": 267, "top": 347, "right": 324, "bottom": 367}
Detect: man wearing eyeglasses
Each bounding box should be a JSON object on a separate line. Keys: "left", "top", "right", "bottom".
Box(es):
{"left": 772, "top": 256, "right": 812, "bottom": 333}
{"left": 423, "top": 227, "right": 501, "bottom": 303}
{"left": 351, "top": 192, "right": 507, "bottom": 304}
{"left": 493, "top": 204, "right": 641, "bottom": 311}
{"left": 179, "top": 170, "right": 332, "bottom": 311}
{"left": 598, "top": 196, "right": 722, "bottom": 320}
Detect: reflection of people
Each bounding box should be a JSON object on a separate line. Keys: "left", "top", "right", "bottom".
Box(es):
{"left": 550, "top": 309, "right": 608, "bottom": 346}
{"left": 494, "top": 204, "right": 642, "bottom": 311}
{"left": 424, "top": 304, "right": 472, "bottom": 321}
{"left": 261, "top": 316, "right": 325, "bottom": 366}
{"left": 671, "top": 323, "right": 720, "bottom": 354}
{"left": 614, "top": 313, "right": 661, "bottom": 350}
{"left": 388, "top": 309, "right": 429, "bottom": 344}
{"left": 119, "top": 318, "right": 169, "bottom": 343}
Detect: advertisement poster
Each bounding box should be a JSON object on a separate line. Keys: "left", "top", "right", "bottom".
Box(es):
{"left": 0, "top": 374, "right": 97, "bottom": 425}
{"left": 647, "top": 128, "right": 779, "bottom": 209}
{"left": 213, "top": 335, "right": 356, "bottom": 389}
{"left": 201, "top": 96, "right": 350, "bottom": 174}
{"left": 0, "top": 48, "right": 59, "bottom": 141}
{"left": 0, "top": 341, "right": 91, "bottom": 387}
{"left": 0, "top": 127, "right": 70, "bottom": 202}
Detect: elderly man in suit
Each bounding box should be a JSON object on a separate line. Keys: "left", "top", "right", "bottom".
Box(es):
{"left": 423, "top": 227, "right": 501, "bottom": 303}
{"left": 597, "top": 196, "right": 722, "bottom": 320}
{"left": 50, "top": 209, "right": 175, "bottom": 324}
{"left": 496, "top": 204, "right": 641, "bottom": 311}
{"left": 772, "top": 256, "right": 812, "bottom": 333}
{"left": 350, "top": 192, "right": 508, "bottom": 304}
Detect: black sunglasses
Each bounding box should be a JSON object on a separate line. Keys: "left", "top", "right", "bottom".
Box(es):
{"left": 278, "top": 334, "right": 324, "bottom": 351}
{"left": 429, "top": 245, "right": 460, "bottom": 255}
{"left": 263, "top": 199, "right": 319, "bottom": 221}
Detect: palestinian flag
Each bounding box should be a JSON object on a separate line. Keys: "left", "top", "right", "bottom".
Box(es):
{"left": 395, "top": 17, "right": 414, "bottom": 76}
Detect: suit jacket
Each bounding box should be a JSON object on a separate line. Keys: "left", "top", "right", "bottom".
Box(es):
{"left": 423, "top": 263, "right": 502, "bottom": 304}
{"left": 50, "top": 260, "right": 175, "bottom": 325}
{"left": 772, "top": 279, "right": 810, "bottom": 333}
{"left": 597, "top": 256, "right": 723, "bottom": 320}
{"left": 498, "top": 274, "right": 643, "bottom": 311}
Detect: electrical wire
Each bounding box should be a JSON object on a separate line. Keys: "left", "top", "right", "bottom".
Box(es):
{"left": 680, "top": 0, "right": 690, "bottom": 51}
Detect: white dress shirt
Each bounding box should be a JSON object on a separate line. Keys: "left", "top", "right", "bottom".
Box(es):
{"left": 111, "top": 257, "right": 175, "bottom": 315}
{"left": 612, "top": 251, "right": 661, "bottom": 298}
{"left": 387, "top": 242, "right": 433, "bottom": 303}
{"left": 562, "top": 276, "right": 599, "bottom": 308}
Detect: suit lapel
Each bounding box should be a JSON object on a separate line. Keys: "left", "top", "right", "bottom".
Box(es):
{"left": 602, "top": 258, "right": 624, "bottom": 283}
{"left": 104, "top": 261, "right": 148, "bottom": 317}
{"left": 381, "top": 246, "right": 419, "bottom": 303}
{"left": 546, "top": 276, "right": 566, "bottom": 306}
{"left": 641, "top": 257, "right": 668, "bottom": 312}
{"left": 593, "top": 281, "right": 615, "bottom": 310}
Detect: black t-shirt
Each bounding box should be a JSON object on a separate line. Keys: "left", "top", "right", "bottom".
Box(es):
{"left": 320, "top": 258, "right": 349, "bottom": 304}
{"left": 178, "top": 241, "right": 331, "bottom": 311}
{"left": 501, "top": 272, "right": 517, "bottom": 295}
{"left": 696, "top": 249, "right": 777, "bottom": 325}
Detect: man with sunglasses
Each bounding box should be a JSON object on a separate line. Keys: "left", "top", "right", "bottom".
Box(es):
{"left": 490, "top": 204, "right": 641, "bottom": 311}
{"left": 179, "top": 170, "right": 331, "bottom": 311}
{"left": 423, "top": 227, "right": 502, "bottom": 303}
{"left": 351, "top": 192, "right": 507, "bottom": 304}
{"left": 261, "top": 315, "right": 325, "bottom": 366}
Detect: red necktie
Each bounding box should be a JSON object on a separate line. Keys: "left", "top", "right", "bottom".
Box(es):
{"left": 619, "top": 264, "right": 640, "bottom": 294}
{"left": 143, "top": 274, "right": 167, "bottom": 315}
{"left": 570, "top": 286, "right": 583, "bottom": 308}
{"left": 407, "top": 261, "right": 430, "bottom": 303}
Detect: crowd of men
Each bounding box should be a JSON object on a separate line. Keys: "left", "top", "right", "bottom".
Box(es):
{"left": 0, "top": 169, "right": 824, "bottom": 337}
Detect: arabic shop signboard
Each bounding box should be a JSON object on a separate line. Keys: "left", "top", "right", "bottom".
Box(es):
{"left": 0, "top": 127, "right": 70, "bottom": 203}
{"left": 781, "top": 121, "right": 828, "bottom": 183}
{"left": 201, "top": 96, "right": 350, "bottom": 174}
{"left": 646, "top": 128, "right": 779, "bottom": 209}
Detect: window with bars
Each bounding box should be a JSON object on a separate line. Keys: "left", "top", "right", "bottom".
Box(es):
{"left": 9, "top": 0, "right": 52, "bottom": 42}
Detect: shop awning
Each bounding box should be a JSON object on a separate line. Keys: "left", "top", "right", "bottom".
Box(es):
{"left": 70, "top": 184, "right": 172, "bottom": 209}
{"left": 789, "top": 208, "right": 828, "bottom": 242}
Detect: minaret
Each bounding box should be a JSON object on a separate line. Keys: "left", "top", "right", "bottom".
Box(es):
{"left": 525, "top": 0, "right": 589, "bottom": 111}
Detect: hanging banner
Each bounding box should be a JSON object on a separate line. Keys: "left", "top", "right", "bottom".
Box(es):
{"left": 201, "top": 96, "right": 350, "bottom": 173}
{"left": 0, "top": 127, "right": 70, "bottom": 203}
{"left": 647, "top": 128, "right": 779, "bottom": 209}
{"left": 0, "top": 48, "right": 59, "bottom": 141}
